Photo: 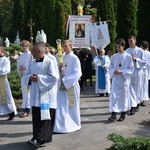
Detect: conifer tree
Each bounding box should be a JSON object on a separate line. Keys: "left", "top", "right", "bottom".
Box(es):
{"left": 137, "top": 0, "right": 150, "bottom": 45}
{"left": 12, "top": 0, "right": 25, "bottom": 40}
{"left": 23, "top": 0, "right": 31, "bottom": 40}
{"left": 0, "top": 0, "right": 14, "bottom": 40}
{"left": 40, "top": 0, "right": 56, "bottom": 46}
{"left": 116, "top": 0, "right": 138, "bottom": 43}
{"left": 22, "top": 0, "right": 41, "bottom": 42}
{"left": 61, "top": 0, "right": 72, "bottom": 17}
{"left": 55, "top": 2, "right": 66, "bottom": 41}
{"left": 97, "top": 0, "right": 116, "bottom": 52}
{"left": 56, "top": 0, "right": 72, "bottom": 41}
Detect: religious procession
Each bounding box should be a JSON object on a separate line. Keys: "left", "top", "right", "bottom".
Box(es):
{"left": 0, "top": 1, "right": 150, "bottom": 150}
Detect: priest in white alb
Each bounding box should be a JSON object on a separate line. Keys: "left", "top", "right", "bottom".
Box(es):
{"left": 22, "top": 43, "right": 59, "bottom": 148}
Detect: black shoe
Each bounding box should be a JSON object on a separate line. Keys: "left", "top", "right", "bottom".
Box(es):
{"left": 108, "top": 112, "right": 117, "bottom": 121}
{"left": 40, "top": 139, "right": 52, "bottom": 145}
{"left": 135, "top": 104, "right": 139, "bottom": 112}
{"left": 106, "top": 93, "right": 109, "bottom": 97}
{"left": 140, "top": 101, "right": 145, "bottom": 107}
{"left": 98, "top": 93, "right": 104, "bottom": 97}
{"left": 28, "top": 138, "right": 41, "bottom": 148}
{"left": 117, "top": 112, "right": 125, "bottom": 121}
{"left": 7, "top": 112, "right": 15, "bottom": 121}
{"left": 129, "top": 107, "right": 135, "bottom": 115}
{"left": 40, "top": 140, "right": 46, "bottom": 145}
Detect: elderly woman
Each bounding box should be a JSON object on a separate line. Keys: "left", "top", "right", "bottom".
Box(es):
{"left": 93, "top": 48, "right": 111, "bottom": 97}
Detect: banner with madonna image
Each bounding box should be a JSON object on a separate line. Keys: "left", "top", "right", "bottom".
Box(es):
{"left": 90, "top": 21, "right": 110, "bottom": 49}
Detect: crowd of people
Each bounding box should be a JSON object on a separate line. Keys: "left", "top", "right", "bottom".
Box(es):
{"left": 0, "top": 35, "right": 150, "bottom": 148}
{"left": 93, "top": 36, "right": 150, "bottom": 122}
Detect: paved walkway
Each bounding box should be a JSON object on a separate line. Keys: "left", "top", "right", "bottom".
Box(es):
{"left": 0, "top": 84, "right": 150, "bottom": 150}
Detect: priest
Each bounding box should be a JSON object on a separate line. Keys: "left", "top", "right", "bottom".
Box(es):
{"left": 23, "top": 42, "right": 58, "bottom": 148}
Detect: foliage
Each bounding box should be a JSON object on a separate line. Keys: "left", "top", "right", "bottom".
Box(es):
{"left": 4, "top": 44, "right": 22, "bottom": 54}
{"left": 84, "top": 7, "right": 97, "bottom": 17}
{"left": 61, "top": 0, "right": 72, "bottom": 16}
{"left": 40, "top": 0, "right": 56, "bottom": 46}
{"left": 137, "top": 0, "right": 150, "bottom": 45}
{"left": 30, "top": 0, "right": 42, "bottom": 40}
{"left": 55, "top": 0, "right": 72, "bottom": 42}
{"left": 0, "top": 0, "right": 14, "bottom": 40}
{"left": 106, "top": 133, "right": 150, "bottom": 150}
{"left": 12, "top": 0, "right": 25, "bottom": 41}
{"left": 4, "top": 44, "right": 22, "bottom": 99}
{"left": 23, "top": 0, "right": 31, "bottom": 40}
{"left": 55, "top": 2, "right": 66, "bottom": 42}
{"left": 116, "top": 0, "right": 138, "bottom": 45}
{"left": 97, "top": 0, "right": 116, "bottom": 53}
{"left": 7, "top": 62, "right": 22, "bottom": 99}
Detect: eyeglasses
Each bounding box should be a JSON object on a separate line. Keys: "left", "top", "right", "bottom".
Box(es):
{"left": 22, "top": 45, "right": 28, "bottom": 47}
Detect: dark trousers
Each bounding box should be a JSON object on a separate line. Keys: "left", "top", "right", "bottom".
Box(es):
{"left": 32, "top": 107, "right": 55, "bottom": 142}
{"left": 80, "top": 69, "right": 86, "bottom": 89}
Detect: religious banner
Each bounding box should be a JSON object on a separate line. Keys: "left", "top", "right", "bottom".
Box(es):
{"left": 90, "top": 21, "right": 110, "bottom": 49}
{"left": 67, "top": 15, "right": 92, "bottom": 48}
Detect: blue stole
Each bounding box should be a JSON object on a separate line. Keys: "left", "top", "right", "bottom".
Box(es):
{"left": 98, "top": 56, "right": 106, "bottom": 89}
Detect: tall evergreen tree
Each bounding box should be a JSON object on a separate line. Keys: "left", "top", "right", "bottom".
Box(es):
{"left": 61, "top": 0, "right": 72, "bottom": 17}
{"left": 0, "top": 0, "right": 14, "bottom": 41}
{"left": 56, "top": 0, "right": 72, "bottom": 41}
{"left": 30, "top": 0, "right": 41, "bottom": 42}
{"left": 55, "top": 2, "right": 66, "bottom": 42}
{"left": 40, "top": 0, "right": 56, "bottom": 46}
{"left": 97, "top": 0, "right": 116, "bottom": 52}
{"left": 116, "top": 0, "right": 138, "bottom": 44}
{"left": 23, "top": 0, "right": 31, "bottom": 40}
{"left": 12, "top": 0, "right": 25, "bottom": 41}
{"left": 137, "top": 0, "right": 150, "bottom": 45}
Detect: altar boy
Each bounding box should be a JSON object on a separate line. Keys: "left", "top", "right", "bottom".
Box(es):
{"left": 0, "top": 44, "right": 17, "bottom": 120}
{"left": 108, "top": 39, "right": 134, "bottom": 121}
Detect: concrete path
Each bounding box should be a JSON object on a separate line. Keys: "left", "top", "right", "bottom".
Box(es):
{"left": 0, "top": 84, "right": 150, "bottom": 150}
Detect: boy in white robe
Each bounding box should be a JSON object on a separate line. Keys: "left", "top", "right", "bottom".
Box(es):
{"left": 140, "top": 41, "right": 150, "bottom": 106}
{"left": 126, "top": 36, "right": 145, "bottom": 115}
{"left": 108, "top": 38, "right": 134, "bottom": 121}
{"left": 0, "top": 44, "right": 17, "bottom": 120}
{"left": 93, "top": 49, "right": 110, "bottom": 97}
{"left": 23, "top": 43, "right": 58, "bottom": 148}
{"left": 54, "top": 40, "right": 82, "bottom": 133}
{"left": 17, "top": 40, "right": 32, "bottom": 117}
